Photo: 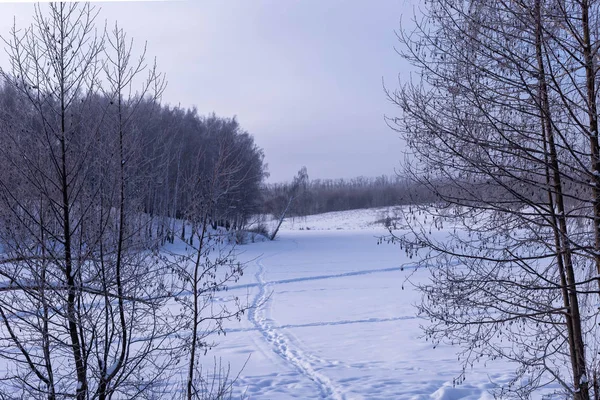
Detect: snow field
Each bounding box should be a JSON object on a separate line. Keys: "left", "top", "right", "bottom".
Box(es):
{"left": 200, "top": 208, "right": 554, "bottom": 399}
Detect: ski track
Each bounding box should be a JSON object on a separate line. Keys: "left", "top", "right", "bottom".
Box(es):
{"left": 228, "top": 264, "right": 419, "bottom": 292}
{"left": 224, "top": 315, "right": 417, "bottom": 334}
{"left": 248, "top": 250, "right": 346, "bottom": 400}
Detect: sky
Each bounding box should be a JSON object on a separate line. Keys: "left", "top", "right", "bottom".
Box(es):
{"left": 0, "top": 0, "right": 417, "bottom": 183}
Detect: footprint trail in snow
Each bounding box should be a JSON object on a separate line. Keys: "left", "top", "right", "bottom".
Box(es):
{"left": 248, "top": 254, "right": 345, "bottom": 400}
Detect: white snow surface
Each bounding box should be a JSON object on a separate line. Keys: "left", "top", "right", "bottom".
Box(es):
{"left": 255, "top": 207, "right": 402, "bottom": 232}
{"left": 204, "top": 208, "right": 561, "bottom": 399}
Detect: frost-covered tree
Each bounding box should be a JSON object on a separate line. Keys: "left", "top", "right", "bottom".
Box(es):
{"left": 0, "top": 3, "right": 266, "bottom": 398}
{"left": 389, "top": 0, "right": 600, "bottom": 398}
{"left": 0, "top": 3, "right": 176, "bottom": 398}
{"left": 166, "top": 128, "right": 248, "bottom": 400}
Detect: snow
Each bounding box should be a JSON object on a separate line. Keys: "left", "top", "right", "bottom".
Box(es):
{"left": 253, "top": 206, "right": 405, "bottom": 232}
{"left": 0, "top": 207, "right": 566, "bottom": 398}
{"left": 201, "top": 208, "right": 563, "bottom": 399}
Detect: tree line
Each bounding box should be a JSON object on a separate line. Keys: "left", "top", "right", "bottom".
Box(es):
{"left": 0, "top": 79, "right": 267, "bottom": 243}
{"left": 262, "top": 173, "right": 436, "bottom": 218}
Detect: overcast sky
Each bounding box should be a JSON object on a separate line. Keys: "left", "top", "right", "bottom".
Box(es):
{"left": 0, "top": 0, "right": 417, "bottom": 183}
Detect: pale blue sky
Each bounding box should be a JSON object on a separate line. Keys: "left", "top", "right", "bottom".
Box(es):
{"left": 0, "top": 1, "right": 417, "bottom": 182}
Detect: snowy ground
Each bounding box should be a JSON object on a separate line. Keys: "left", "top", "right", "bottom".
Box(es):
{"left": 251, "top": 206, "right": 406, "bottom": 233}
{"left": 203, "top": 209, "right": 560, "bottom": 399}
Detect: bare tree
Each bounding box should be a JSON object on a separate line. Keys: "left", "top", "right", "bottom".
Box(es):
{"left": 0, "top": 3, "right": 177, "bottom": 398}
{"left": 89, "top": 21, "right": 177, "bottom": 400}
{"left": 388, "top": 0, "right": 600, "bottom": 398}
{"left": 167, "top": 132, "right": 249, "bottom": 400}
{"left": 269, "top": 166, "right": 308, "bottom": 240}
{"left": 0, "top": 3, "right": 267, "bottom": 399}
{"left": 0, "top": 4, "right": 104, "bottom": 397}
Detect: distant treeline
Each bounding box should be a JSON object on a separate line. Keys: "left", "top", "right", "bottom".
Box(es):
{"left": 262, "top": 175, "right": 437, "bottom": 217}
